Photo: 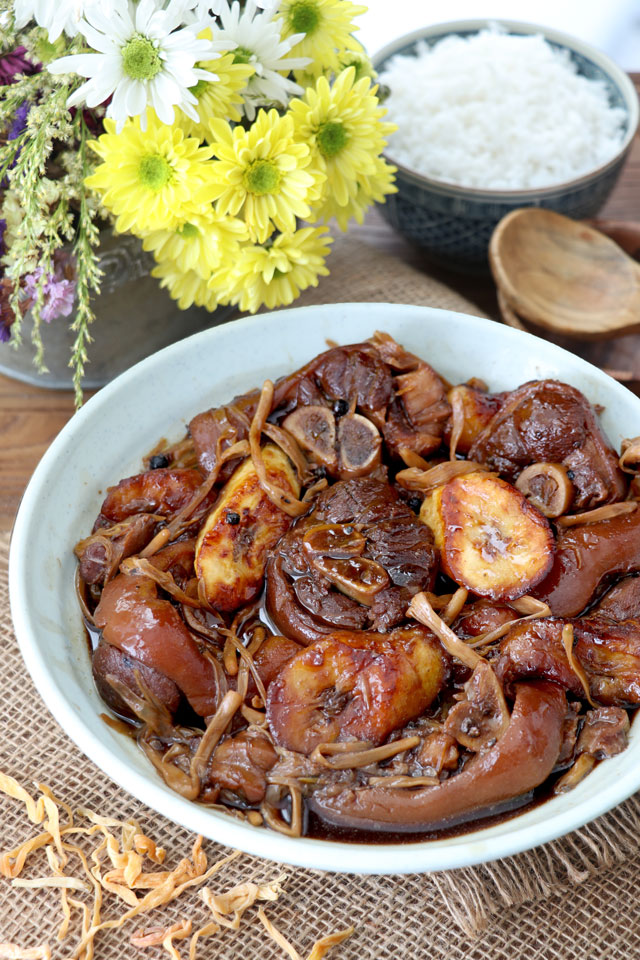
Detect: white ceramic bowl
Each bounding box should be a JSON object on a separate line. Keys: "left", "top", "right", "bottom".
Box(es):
{"left": 9, "top": 303, "right": 640, "bottom": 873}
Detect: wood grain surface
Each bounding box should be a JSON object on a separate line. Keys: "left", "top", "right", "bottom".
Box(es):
{"left": 1, "top": 75, "right": 639, "bottom": 533}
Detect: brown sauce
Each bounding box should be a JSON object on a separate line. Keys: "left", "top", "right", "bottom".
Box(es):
{"left": 305, "top": 793, "right": 537, "bottom": 844}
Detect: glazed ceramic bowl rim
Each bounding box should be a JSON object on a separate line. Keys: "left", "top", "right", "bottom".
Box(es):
{"left": 373, "top": 18, "right": 640, "bottom": 200}
{"left": 9, "top": 302, "right": 640, "bottom": 875}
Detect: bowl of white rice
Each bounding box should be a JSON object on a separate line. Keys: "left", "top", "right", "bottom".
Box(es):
{"left": 374, "top": 20, "right": 639, "bottom": 270}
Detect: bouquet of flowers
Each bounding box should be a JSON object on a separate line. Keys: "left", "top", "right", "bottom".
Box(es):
{"left": 0, "top": 0, "right": 396, "bottom": 401}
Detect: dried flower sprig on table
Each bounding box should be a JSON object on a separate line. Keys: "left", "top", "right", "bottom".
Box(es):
{"left": 0, "top": 0, "right": 396, "bottom": 404}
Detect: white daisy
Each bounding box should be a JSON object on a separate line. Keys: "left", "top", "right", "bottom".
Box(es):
{"left": 13, "top": 0, "right": 96, "bottom": 40}
{"left": 48, "top": 0, "right": 234, "bottom": 132}
{"left": 184, "top": 0, "right": 227, "bottom": 19}
{"left": 215, "top": 0, "right": 311, "bottom": 119}
{"left": 185, "top": 0, "right": 272, "bottom": 18}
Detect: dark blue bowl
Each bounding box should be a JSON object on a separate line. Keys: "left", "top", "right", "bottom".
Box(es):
{"left": 373, "top": 20, "right": 639, "bottom": 272}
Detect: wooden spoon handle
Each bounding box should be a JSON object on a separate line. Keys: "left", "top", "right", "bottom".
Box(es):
{"left": 585, "top": 219, "right": 640, "bottom": 262}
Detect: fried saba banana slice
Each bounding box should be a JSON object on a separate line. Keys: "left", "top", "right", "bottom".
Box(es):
{"left": 420, "top": 471, "right": 554, "bottom": 600}
{"left": 196, "top": 444, "right": 300, "bottom": 611}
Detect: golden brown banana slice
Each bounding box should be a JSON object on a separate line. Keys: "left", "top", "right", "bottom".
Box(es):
{"left": 196, "top": 444, "right": 300, "bottom": 611}
{"left": 420, "top": 471, "right": 554, "bottom": 600}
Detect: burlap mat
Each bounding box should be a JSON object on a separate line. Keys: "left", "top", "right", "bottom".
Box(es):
{"left": 277, "top": 230, "right": 488, "bottom": 315}
{"left": 4, "top": 236, "right": 640, "bottom": 956}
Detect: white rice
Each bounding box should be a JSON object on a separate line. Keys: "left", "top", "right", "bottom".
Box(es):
{"left": 379, "top": 27, "right": 628, "bottom": 190}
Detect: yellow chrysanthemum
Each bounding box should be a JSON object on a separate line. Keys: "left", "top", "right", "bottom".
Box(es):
{"left": 217, "top": 227, "right": 332, "bottom": 313}
{"left": 295, "top": 47, "right": 375, "bottom": 88}
{"left": 204, "top": 109, "right": 324, "bottom": 243}
{"left": 289, "top": 67, "right": 395, "bottom": 210}
{"left": 336, "top": 45, "right": 377, "bottom": 83}
{"left": 313, "top": 155, "right": 397, "bottom": 230}
{"left": 141, "top": 209, "right": 248, "bottom": 279}
{"left": 86, "top": 111, "right": 217, "bottom": 234}
{"left": 152, "top": 259, "right": 222, "bottom": 311}
{"left": 278, "top": 0, "right": 366, "bottom": 78}
{"left": 177, "top": 53, "right": 255, "bottom": 141}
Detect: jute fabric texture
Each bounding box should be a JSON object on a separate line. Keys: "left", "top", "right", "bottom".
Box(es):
{"left": 3, "top": 236, "right": 640, "bottom": 956}
{"left": 278, "top": 232, "right": 488, "bottom": 315}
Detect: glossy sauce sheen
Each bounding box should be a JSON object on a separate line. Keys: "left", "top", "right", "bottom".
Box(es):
{"left": 535, "top": 510, "right": 640, "bottom": 616}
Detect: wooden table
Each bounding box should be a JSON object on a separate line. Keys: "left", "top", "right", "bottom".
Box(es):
{"left": 2, "top": 75, "right": 639, "bottom": 533}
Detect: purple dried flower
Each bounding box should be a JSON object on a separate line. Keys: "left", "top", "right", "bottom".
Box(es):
{"left": 22, "top": 270, "right": 42, "bottom": 301}
{"left": 0, "top": 47, "right": 38, "bottom": 85}
{"left": 9, "top": 101, "right": 30, "bottom": 141}
{"left": 1, "top": 102, "right": 31, "bottom": 188}
{"left": 23, "top": 256, "right": 76, "bottom": 324}
{"left": 42, "top": 275, "right": 75, "bottom": 322}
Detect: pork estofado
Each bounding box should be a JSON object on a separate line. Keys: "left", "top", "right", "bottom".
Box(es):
{"left": 75, "top": 332, "right": 640, "bottom": 837}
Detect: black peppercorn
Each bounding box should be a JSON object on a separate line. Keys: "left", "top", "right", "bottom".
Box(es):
{"left": 149, "top": 454, "right": 170, "bottom": 469}
{"left": 332, "top": 398, "right": 349, "bottom": 417}
{"left": 408, "top": 495, "right": 422, "bottom": 513}
{"left": 226, "top": 511, "right": 241, "bottom": 525}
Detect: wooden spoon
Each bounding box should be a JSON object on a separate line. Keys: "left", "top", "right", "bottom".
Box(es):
{"left": 489, "top": 208, "right": 640, "bottom": 340}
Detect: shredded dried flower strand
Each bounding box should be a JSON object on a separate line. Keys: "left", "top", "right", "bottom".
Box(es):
{"left": 201, "top": 874, "right": 286, "bottom": 930}
{"left": 447, "top": 386, "right": 465, "bottom": 461}
{"left": 249, "top": 380, "right": 308, "bottom": 517}
{"left": 73, "top": 836, "right": 241, "bottom": 956}
{"left": 261, "top": 782, "right": 304, "bottom": 838}
{"left": 556, "top": 501, "right": 637, "bottom": 527}
{"left": 310, "top": 737, "right": 421, "bottom": 770}
{"left": 263, "top": 421, "right": 314, "bottom": 486}
{"left": 131, "top": 919, "right": 192, "bottom": 947}
{"left": 131, "top": 918, "right": 193, "bottom": 960}
{"left": 561, "top": 624, "right": 596, "bottom": 708}
{"left": 397, "top": 447, "right": 430, "bottom": 470}
{"left": 395, "top": 460, "right": 488, "bottom": 493}
{"left": 0, "top": 946, "right": 51, "bottom": 959}
{"left": 134, "top": 687, "right": 242, "bottom": 800}
{"left": 468, "top": 597, "right": 551, "bottom": 648}
{"left": 0, "top": 770, "right": 354, "bottom": 960}
{"left": 619, "top": 436, "right": 640, "bottom": 475}
{"left": 119, "top": 557, "right": 201, "bottom": 607}
{"left": 0, "top": 771, "right": 244, "bottom": 960}
{"left": 367, "top": 775, "right": 439, "bottom": 788}
{"left": 218, "top": 629, "right": 269, "bottom": 707}
{"left": 257, "top": 908, "right": 354, "bottom": 960}
{"left": 408, "top": 592, "right": 484, "bottom": 671}
{"left": 442, "top": 587, "right": 468, "bottom": 625}
{"left": 553, "top": 752, "right": 597, "bottom": 794}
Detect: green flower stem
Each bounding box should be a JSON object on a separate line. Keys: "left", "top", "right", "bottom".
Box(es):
{"left": 0, "top": 129, "right": 29, "bottom": 185}
{"left": 5, "top": 78, "right": 74, "bottom": 345}
{"left": 70, "top": 114, "right": 102, "bottom": 407}
{"left": 0, "top": 27, "right": 101, "bottom": 403}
